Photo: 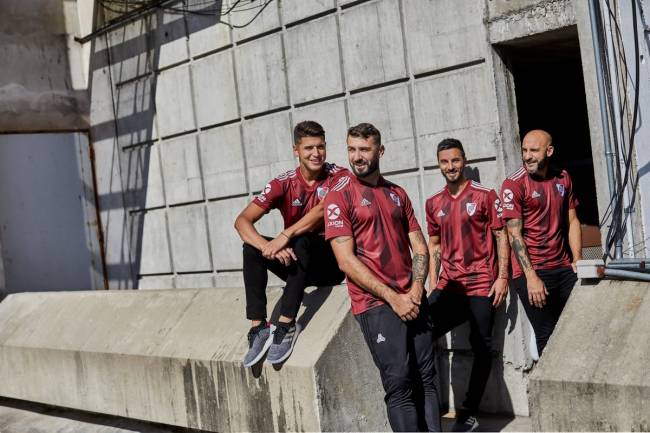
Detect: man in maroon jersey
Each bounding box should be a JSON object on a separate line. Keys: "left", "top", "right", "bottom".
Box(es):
{"left": 501, "top": 129, "right": 582, "bottom": 355}
{"left": 234, "top": 121, "right": 345, "bottom": 367}
{"left": 325, "top": 123, "right": 441, "bottom": 432}
{"left": 425, "top": 138, "right": 509, "bottom": 432}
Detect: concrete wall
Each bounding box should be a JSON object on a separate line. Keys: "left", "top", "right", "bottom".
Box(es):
{"left": 0, "top": 0, "right": 90, "bottom": 132}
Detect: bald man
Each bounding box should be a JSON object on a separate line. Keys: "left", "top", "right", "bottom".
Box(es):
{"left": 500, "top": 130, "right": 582, "bottom": 355}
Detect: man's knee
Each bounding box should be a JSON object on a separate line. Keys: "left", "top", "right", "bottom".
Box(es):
{"left": 383, "top": 372, "right": 413, "bottom": 402}
{"left": 291, "top": 234, "right": 314, "bottom": 256}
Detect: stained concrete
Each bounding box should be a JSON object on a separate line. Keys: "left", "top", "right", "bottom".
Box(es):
{"left": 0, "top": 287, "right": 389, "bottom": 432}
{"left": 530, "top": 279, "right": 650, "bottom": 431}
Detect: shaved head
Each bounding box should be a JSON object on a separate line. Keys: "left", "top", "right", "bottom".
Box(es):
{"left": 521, "top": 130, "right": 554, "bottom": 176}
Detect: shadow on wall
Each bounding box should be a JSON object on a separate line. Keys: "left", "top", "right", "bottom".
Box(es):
{"left": 88, "top": 2, "right": 223, "bottom": 289}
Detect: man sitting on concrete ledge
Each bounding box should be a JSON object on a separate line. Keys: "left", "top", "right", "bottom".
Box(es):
{"left": 234, "top": 120, "right": 346, "bottom": 367}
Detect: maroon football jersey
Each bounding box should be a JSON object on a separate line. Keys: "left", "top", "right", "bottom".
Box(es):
{"left": 324, "top": 175, "right": 421, "bottom": 315}
{"left": 501, "top": 167, "right": 578, "bottom": 278}
{"left": 425, "top": 181, "right": 503, "bottom": 297}
{"left": 253, "top": 163, "right": 347, "bottom": 229}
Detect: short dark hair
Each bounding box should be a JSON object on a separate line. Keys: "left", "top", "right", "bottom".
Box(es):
{"left": 294, "top": 120, "right": 325, "bottom": 145}
{"left": 436, "top": 138, "right": 466, "bottom": 158}
{"left": 347, "top": 123, "right": 381, "bottom": 146}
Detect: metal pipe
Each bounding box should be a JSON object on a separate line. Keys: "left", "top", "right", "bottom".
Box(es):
{"left": 588, "top": 0, "right": 622, "bottom": 258}
{"left": 604, "top": 268, "right": 650, "bottom": 281}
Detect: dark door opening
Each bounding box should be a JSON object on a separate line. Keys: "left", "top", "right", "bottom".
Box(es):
{"left": 498, "top": 28, "right": 600, "bottom": 254}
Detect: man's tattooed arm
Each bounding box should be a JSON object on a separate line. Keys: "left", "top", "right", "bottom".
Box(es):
{"left": 494, "top": 228, "right": 510, "bottom": 279}
{"left": 506, "top": 218, "right": 534, "bottom": 273}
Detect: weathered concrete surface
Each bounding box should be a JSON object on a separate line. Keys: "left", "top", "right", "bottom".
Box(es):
{"left": 530, "top": 279, "right": 650, "bottom": 431}
{"left": 0, "top": 287, "right": 389, "bottom": 432}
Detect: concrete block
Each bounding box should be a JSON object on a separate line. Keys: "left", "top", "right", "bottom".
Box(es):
{"left": 285, "top": 15, "right": 343, "bottom": 104}
{"left": 144, "top": 143, "right": 166, "bottom": 208}
{"left": 160, "top": 135, "right": 204, "bottom": 205}
{"left": 198, "top": 124, "right": 247, "bottom": 199}
{"left": 280, "top": 0, "right": 335, "bottom": 25}
{"left": 242, "top": 112, "right": 295, "bottom": 192}
{"left": 174, "top": 274, "right": 215, "bottom": 289}
{"left": 422, "top": 159, "right": 503, "bottom": 199}
{"left": 168, "top": 205, "right": 212, "bottom": 272}
{"left": 191, "top": 51, "right": 239, "bottom": 128}
{"left": 115, "top": 77, "right": 157, "bottom": 148}
{"left": 208, "top": 197, "right": 248, "bottom": 270}
{"left": 154, "top": 9, "right": 188, "bottom": 69}
{"left": 232, "top": 0, "right": 281, "bottom": 42}
{"left": 437, "top": 351, "right": 529, "bottom": 416}
{"left": 403, "top": 0, "right": 486, "bottom": 74}
{"left": 139, "top": 275, "right": 175, "bottom": 290}
{"left": 340, "top": 0, "right": 406, "bottom": 90}
{"left": 187, "top": 14, "right": 231, "bottom": 58}
{"left": 235, "top": 34, "right": 287, "bottom": 117}
{"left": 530, "top": 279, "right": 650, "bottom": 431}
{"left": 487, "top": 0, "right": 554, "bottom": 19}
{"left": 414, "top": 65, "right": 499, "bottom": 166}
{"left": 107, "top": 18, "right": 154, "bottom": 84}
{"left": 348, "top": 85, "right": 416, "bottom": 173}
{"left": 139, "top": 210, "right": 172, "bottom": 275}
{"left": 0, "top": 287, "right": 386, "bottom": 431}
{"left": 383, "top": 172, "right": 424, "bottom": 228}
{"left": 155, "top": 65, "right": 196, "bottom": 137}
{"left": 293, "top": 99, "right": 348, "bottom": 167}
{"left": 116, "top": 143, "right": 166, "bottom": 211}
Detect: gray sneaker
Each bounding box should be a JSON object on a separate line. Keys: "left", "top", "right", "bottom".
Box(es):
{"left": 452, "top": 414, "right": 479, "bottom": 432}
{"left": 266, "top": 322, "right": 302, "bottom": 364}
{"left": 243, "top": 323, "right": 275, "bottom": 368}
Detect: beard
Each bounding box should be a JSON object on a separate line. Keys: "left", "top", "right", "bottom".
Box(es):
{"left": 351, "top": 158, "right": 380, "bottom": 178}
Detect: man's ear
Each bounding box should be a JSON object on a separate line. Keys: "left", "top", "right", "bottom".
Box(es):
{"left": 379, "top": 145, "right": 385, "bottom": 158}
{"left": 546, "top": 145, "right": 554, "bottom": 158}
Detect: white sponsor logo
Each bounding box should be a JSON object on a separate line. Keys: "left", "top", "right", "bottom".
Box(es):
{"left": 556, "top": 183, "right": 565, "bottom": 197}
{"left": 466, "top": 202, "right": 477, "bottom": 216}
{"left": 256, "top": 194, "right": 267, "bottom": 203}
{"left": 292, "top": 198, "right": 303, "bottom": 207}
{"left": 503, "top": 203, "right": 514, "bottom": 210}
{"left": 264, "top": 183, "right": 272, "bottom": 194}
{"left": 436, "top": 209, "right": 446, "bottom": 217}
{"left": 390, "top": 192, "right": 401, "bottom": 207}
{"left": 327, "top": 220, "right": 344, "bottom": 228}
{"left": 503, "top": 189, "right": 514, "bottom": 203}
{"left": 327, "top": 204, "right": 341, "bottom": 220}
{"left": 376, "top": 333, "right": 386, "bottom": 343}
{"left": 494, "top": 198, "right": 503, "bottom": 217}
{"left": 361, "top": 198, "right": 372, "bottom": 207}
{"left": 532, "top": 191, "right": 541, "bottom": 199}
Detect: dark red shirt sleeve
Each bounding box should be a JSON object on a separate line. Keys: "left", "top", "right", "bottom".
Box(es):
{"left": 401, "top": 190, "right": 421, "bottom": 233}
{"left": 253, "top": 178, "right": 283, "bottom": 212}
{"left": 500, "top": 178, "right": 524, "bottom": 220}
{"left": 565, "top": 172, "right": 579, "bottom": 210}
{"left": 488, "top": 189, "right": 504, "bottom": 230}
{"left": 425, "top": 198, "right": 440, "bottom": 237}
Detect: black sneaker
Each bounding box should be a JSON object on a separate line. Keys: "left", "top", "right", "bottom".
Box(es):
{"left": 452, "top": 413, "right": 479, "bottom": 432}
{"left": 266, "top": 322, "right": 302, "bottom": 364}
{"left": 242, "top": 323, "right": 275, "bottom": 368}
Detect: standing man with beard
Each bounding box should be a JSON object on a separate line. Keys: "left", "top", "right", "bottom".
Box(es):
{"left": 325, "top": 123, "right": 441, "bottom": 432}
{"left": 425, "top": 138, "right": 509, "bottom": 432}
{"left": 500, "top": 129, "right": 582, "bottom": 355}
{"left": 235, "top": 121, "right": 346, "bottom": 367}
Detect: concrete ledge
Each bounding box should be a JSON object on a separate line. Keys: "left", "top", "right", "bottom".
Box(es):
{"left": 0, "top": 287, "right": 387, "bottom": 432}
{"left": 530, "top": 279, "right": 650, "bottom": 431}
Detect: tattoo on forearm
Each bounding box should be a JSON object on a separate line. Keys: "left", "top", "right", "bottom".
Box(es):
{"left": 412, "top": 253, "right": 428, "bottom": 283}
{"left": 432, "top": 250, "right": 441, "bottom": 277}
{"left": 507, "top": 219, "right": 533, "bottom": 272}
{"left": 494, "top": 230, "right": 509, "bottom": 279}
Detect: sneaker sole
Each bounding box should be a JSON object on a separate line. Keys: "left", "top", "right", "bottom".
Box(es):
{"left": 267, "top": 323, "right": 302, "bottom": 365}
{"left": 243, "top": 325, "right": 275, "bottom": 368}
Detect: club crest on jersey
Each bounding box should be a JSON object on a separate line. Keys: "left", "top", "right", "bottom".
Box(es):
{"left": 502, "top": 189, "right": 514, "bottom": 203}
{"left": 466, "top": 202, "right": 477, "bottom": 216}
{"left": 555, "top": 183, "right": 565, "bottom": 197}
{"left": 317, "top": 186, "right": 329, "bottom": 200}
{"left": 390, "top": 192, "right": 401, "bottom": 207}
{"left": 292, "top": 198, "right": 303, "bottom": 207}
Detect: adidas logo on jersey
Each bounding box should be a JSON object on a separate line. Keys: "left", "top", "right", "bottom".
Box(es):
{"left": 531, "top": 191, "right": 541, "bottom": 198}
{"left": 436, "top": 209, "right": 446, "bottom": 217}
{"left": 360, "top": 198, "right": 372, "bottom": 207}
{"left": 292, "top": 198, "right": 303, "bottom": 207}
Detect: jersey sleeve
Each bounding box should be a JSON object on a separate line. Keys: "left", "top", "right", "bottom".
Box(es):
{"left": 565, "top": 171, "right": 579, "bottom": 210}
{"left": 252, "top": 178, "right": 284, "bottom": 212}
{"left": 488, "top": 189, "right": 504, "bottom": 230}
{"left": 324, "top": 187, "right": 353, "bottom": 241}
{"left": 319, "top": 168, "right": 350, "bottom": 203}
{"left": 500, "top": 178, "right": 524, "bottom": 220}
{"left": 401, "top": 189, "right": 421, "bottom": 233}
{"left": 425, "top": 198, "right": 440, "bottom": 237}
